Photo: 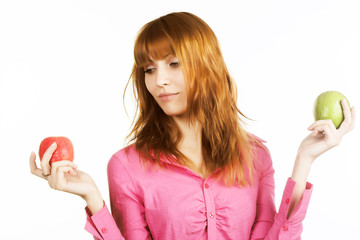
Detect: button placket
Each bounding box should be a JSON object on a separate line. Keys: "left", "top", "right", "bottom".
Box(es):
{"left": 203, "top": 180, "right": 216, "bottom": 240}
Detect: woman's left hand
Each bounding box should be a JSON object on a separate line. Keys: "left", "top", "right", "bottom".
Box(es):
{"left": 298, "top": 99, "right": 356, "bottom": 163}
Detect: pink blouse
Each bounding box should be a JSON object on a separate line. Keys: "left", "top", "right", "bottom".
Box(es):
{"left": 84, "top": 140, "right": 313, "bottom": 240}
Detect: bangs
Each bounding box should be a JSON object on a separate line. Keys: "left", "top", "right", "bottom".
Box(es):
{"left": 134, "top": 20, "right": 176, "bottom": 68}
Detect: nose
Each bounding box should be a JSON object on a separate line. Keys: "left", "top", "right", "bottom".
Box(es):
{"left": 155, "top": 67, "right": 170, "bottom": 86}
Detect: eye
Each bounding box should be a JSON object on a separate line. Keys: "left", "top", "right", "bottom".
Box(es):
{"left": 144, "top": 67, "right": 155, "bottom": 74}
{"left": 170, "top": 61, "right": 179, "bottom": 67}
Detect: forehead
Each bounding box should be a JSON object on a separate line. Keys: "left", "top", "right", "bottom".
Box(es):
{"left": 134, "top": 20, "right": 176, "bottom": 67}
{"left": 145, "top": 54, "right": 177, "bottom": 64}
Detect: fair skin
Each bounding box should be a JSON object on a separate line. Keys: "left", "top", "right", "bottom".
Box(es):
{"left": 289, "top": 101, "right": 356, "bottom": 217}
{"left": 30, "top": 55, "right": 356, "bottom": 218}
{"left": 143, "top": 55, "right": 207, "bottom": 177}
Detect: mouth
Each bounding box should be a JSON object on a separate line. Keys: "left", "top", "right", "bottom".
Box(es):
{"left": 158, "top": 92, "right": 179, "bottom": 101}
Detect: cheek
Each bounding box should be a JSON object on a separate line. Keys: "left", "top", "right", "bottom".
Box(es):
{"left": 145, "top": 79, "right": 155, "bottom": 97}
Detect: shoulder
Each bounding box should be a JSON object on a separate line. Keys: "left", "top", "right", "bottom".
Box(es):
{"left": 248, "top": 134, "right": 273, "bottom": 174}
{"left": 110, "top": 144, "right": 139, "bottom": 162}
{"left": 249, "top": 134, "right": 270, "bottom": 157}
{"left": 107, "top": 144, "right": 142, "bottom": 175}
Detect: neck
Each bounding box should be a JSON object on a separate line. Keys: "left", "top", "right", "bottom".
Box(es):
{"left": 173, "top": 116, "right": 202, "bottom": 151}
{"left": 173, "top": 116, "right": 209, "bottom": 178}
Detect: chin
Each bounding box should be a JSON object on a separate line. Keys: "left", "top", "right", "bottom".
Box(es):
{"left": 162, "top": 109, "right": 186, "bottom": 118}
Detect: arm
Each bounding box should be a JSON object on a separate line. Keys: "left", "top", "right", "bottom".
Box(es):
{"left": 29, "top": 143, "right": 123, "bottom": 239}
{"left": 251, "top": 99, "right": 355, "bottom": 240}
{"left": 85, "top": 203, "right": 124, "bottom": 240}
{"left": 288, "top": 99, "right": 355, "bottom": 217}
{"left": 250, "top": 144, "right": 313, "bottom": 240}
{"left": 84, "top": 151, "right": 153, "bottom": 240}
{"left": 107, "top": 152, "right": 152, "bottom": 239}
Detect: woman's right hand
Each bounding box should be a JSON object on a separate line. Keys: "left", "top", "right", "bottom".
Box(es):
{"left": 29, "top": 142, "right": 104, "bottom": 214}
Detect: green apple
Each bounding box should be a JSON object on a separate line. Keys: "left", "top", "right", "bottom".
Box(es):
{"left": 313, "top": 91, "right": 350, "bottom": 129}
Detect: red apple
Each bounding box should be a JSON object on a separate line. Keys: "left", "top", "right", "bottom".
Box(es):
{"left": 39, "top": 136, "right": 74, "bottom": 165}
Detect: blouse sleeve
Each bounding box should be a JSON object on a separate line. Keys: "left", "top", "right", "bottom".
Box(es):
{"left": 84, "top": 153, "right": 152, "bottom": 240}
{"left": 84, "top": 203, "right": 124, "bottom": 240}
{"left": 106, "top": 153, "right": 152, "bottom": 239}
{"left": 250, "top": 143, "right": 313, "bottom": 240}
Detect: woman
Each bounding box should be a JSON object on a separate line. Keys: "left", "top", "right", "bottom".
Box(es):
{"left": 30, "top": 12, "right": 355, "bottom": 239}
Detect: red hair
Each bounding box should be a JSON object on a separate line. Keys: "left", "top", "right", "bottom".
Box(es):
{"left": 125, "top": 12, "right": 260, "bottom": 186}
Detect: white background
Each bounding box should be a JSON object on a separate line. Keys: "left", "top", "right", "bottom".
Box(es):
{"left": 1, "top": 0, "right": 359, "bottom": 239}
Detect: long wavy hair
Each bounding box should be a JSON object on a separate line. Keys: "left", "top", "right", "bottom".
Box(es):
{"left": 125, "top": 12, "right": 259, "bottom": 186}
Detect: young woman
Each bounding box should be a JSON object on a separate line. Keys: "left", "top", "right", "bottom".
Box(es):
{"left": 30, "top": 12, "right": 355, "bottom": 240}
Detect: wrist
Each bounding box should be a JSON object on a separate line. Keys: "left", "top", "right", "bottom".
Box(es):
{"left": 84, "top": 187, "right": 104, "bottom": 215}
{"left": 296, "top": 148, "right": 316, "bottom": 166}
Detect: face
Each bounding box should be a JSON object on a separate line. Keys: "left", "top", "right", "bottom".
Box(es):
{"left": 144, "top": 55, "right": 187, "bottom": 119}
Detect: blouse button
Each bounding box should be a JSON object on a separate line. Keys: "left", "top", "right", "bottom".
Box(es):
{"left": 209, "top": 212, "right": 214, "bottom": 218}
{"left": 285, "top": 198, "right": 290, "bottom": 204}
{"left": 204, "top": 183, "right": 209, "bottom": 189}
{"left": 282, "top": 225, "right": 289, "bottom": 232}
{"left": 101, "top": 227, "right": 108, "bottom": 234}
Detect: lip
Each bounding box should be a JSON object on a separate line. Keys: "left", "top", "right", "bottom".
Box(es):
{"left": 158, "top": 92, "right": 179, "bottom": 101}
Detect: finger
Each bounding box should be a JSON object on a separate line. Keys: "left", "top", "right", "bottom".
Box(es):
{"left": 49, "top": 161, "right": 78, "bottom": 186}
{"left": 50, "top": 166, "right": 75, "bottom": 191}
{"left": 310, "top": 125, "right": 327, "bottom": 137}
{"left": 341, "top": 98, "right": 351, "bottom": 124}
{"left": 57, "top": 166, "right": 77, "bottom": 178}
{"left": 339, "top": 103, "right": 356, "bottom": 134}
{"left": 310, "top": 121, "right": 336, "bottom": 138}
{"left": 40, "top": 142, "right": 57, "bottom": 175}
{"left": 341, "top": 98, "right": 350, "bottom": 110}
{"left": 29, "top": 151, "right": 44, "bottom": 179}
{"left": 308, "top": 119, "right": 335, "bottom": 131}
{"left": 51, "top": 160, "right": 77, "bottom": 168}
{"left": 346, "top": 106, "right": 356, "bottom": 131}
{"left": 56, "top": 163, "right": 78, "bottom": 176}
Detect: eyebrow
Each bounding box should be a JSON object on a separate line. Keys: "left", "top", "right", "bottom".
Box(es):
{"left": 143, "top": 54, "right": 177, "bottom": 68}
{"left": 143, "top": 61, "right": 154, "bottom": 69}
